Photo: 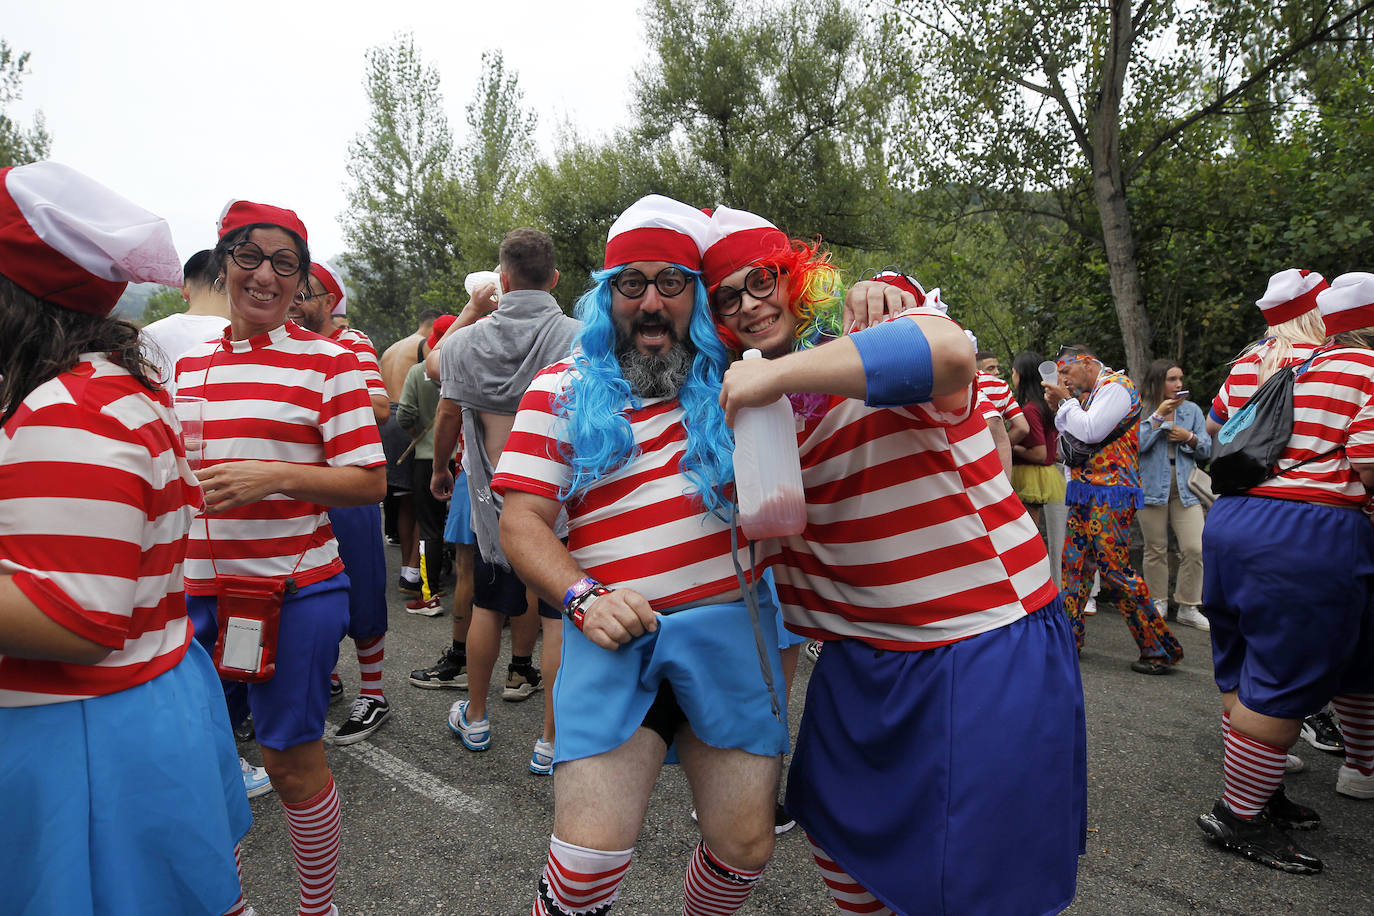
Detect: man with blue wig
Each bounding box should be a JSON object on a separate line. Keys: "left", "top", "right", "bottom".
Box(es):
{"left": 492, "top": 195, "right": 789, "bottom": 915}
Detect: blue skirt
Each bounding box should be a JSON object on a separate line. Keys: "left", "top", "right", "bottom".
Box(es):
{"left": 0, "top": 640, "right": 251, "bottom": 916}
{"left": 554, "top": 586, "right": 790, "bottom": 766}
{"left": 787, "top": 602, "right": 1085, "bottom": 916}
{"left": 444, "top": 470, "right": 476, "bottom": 545}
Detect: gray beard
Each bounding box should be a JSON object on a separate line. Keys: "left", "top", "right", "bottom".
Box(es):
{"left": 617, "top": 339, "right": 694, "bottom": 399}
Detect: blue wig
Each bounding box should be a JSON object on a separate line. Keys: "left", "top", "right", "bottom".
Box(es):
{"left": 553, "top": 265, "right": 736, "bottom": 518}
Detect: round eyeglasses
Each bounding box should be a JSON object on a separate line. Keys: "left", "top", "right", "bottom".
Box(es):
{"left": 611, "top": 266, "right": 690, "bottom": 300}
{"left": 711, "top": 266, "right": 779, "bottom": 317}
{"left": 229, "top": 241, "right": 303, "bottom": 278}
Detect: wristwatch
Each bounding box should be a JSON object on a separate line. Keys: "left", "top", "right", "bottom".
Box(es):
{"left": 562, "top": 576, "right": 612, "bottom": 631}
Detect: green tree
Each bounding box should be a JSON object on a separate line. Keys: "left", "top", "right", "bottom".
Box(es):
{"left": 634, "top": 0, "right": 907, "bottom": 252}
{"left": 0, "top": 40, "right": 51, "bottom": 167}
{"left": 888, "top": 0, "right": 1374, "bottom": 379}
{"left": 341, "top": 33, "right": 457, "bottom": 345}
{"left": 137, "top": 286, "right": 185, "bottom": 327}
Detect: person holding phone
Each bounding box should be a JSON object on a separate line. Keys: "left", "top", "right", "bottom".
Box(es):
{"left": 1139, "top": 359, "right": 1211, "bottom": 630}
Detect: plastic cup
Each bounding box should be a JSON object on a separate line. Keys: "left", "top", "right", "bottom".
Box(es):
{"left": 1038, "top": 361, "right": 1059, "bottom": 384}
{"left": 173, "top": 395, "right": 207, "bottom": 471}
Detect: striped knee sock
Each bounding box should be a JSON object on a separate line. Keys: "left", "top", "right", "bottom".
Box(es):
{"left": 355, "top": 635, "right": 385, "bottom": 700}
{"left": 681, "top": 841, "right": 764, "bottom": 915}
{"left": 805, "top": 835, "right": 893, "bottom": 915}
{"left": 221, "top": 842, "right": 248, "bottom": 916}
{"left": 283, "top": 776, "right": 341, "bottom": 916}
{"left": 1332, "top": 693, "right": 1374, "bottom": 776}
{"left": 1222, "top": 727, "right": 1287, "bottom": 819}
{"left": 532, "top": 836, "right": 632, "bottom": 915}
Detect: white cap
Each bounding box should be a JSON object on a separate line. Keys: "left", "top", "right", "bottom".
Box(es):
{"left": 1317, "top": 272, "right": 1374, "bottom": 336}
{"left": 1256, "top": 268, "right": 1327, "bottom": 326}
{"left": 604, "top": 194, "right": 709, "bottom": 271}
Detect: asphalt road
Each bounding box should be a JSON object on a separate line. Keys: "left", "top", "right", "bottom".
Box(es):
{"left": 236, "top": 546, "right": 1374, "bottom": 915}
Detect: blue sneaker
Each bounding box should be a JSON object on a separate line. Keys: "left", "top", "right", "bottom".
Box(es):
{"left": 241, "top": 757, "right": 274, "bottom": 799}
{"left": 530, "top": 737, "right": 555, "bottom": 775}
{"left": 447, "top": 700, "right": 490, "bottom": 751}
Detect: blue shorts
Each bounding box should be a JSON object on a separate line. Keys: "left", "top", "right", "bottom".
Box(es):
{"left": 444, "top": 470, "right": 476, "bottom": 545}
{"left": 553, "top": 586, "right": 791, "bottom": 766}
{"left": 787, "top": 602, "right": 1085, "bottom": 916}
{"left": 475, "top": 553, "right": 559, "bottom": 619}
{"left": 0, "top": 641, "right": 251, "bottom": 916}
{"left": 1203, "top": 495, "right": 1374, "bottom": 717}
{"left": 188, "top": 575, "right": 350, "bottom": 750}
{"left": 329, "top": 504, "right": 389, "bottom": 639}
{"left": 762, "top": 570, "right": 807, "bottom": 649}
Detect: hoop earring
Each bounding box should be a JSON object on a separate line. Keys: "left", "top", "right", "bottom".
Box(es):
{"left": 213, "top": 275, "right": 226, "bottom": 294}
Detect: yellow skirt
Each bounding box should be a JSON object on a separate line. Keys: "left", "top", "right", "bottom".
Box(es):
{"left": 1011, "top": 463, "right": 1066, "bottom": 506}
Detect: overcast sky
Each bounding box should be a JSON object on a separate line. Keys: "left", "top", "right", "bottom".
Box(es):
{"left": 5, "top": 0, "right": 645, "bottom": 262}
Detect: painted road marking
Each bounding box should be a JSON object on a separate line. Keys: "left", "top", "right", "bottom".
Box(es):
{"left": 337, "top": 741, "right": 484, "bottom": 814}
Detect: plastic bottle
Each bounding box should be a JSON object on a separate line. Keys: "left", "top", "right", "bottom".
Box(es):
{"left": 732, "top": 349, "right": 807, "bottom": 539}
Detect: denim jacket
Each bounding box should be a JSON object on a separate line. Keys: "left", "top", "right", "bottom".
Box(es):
{"left": 1138, "top": 399, "right": 1212, "bottom": 507}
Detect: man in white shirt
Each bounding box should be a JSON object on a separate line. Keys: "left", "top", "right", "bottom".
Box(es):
{"left": 139, "top": 250, "right": 229, "bottom": 393}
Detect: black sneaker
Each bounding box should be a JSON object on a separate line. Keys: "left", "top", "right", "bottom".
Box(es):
{"left": 1264, "top": 785, "right": 1321, "bottom": 831}
{"left": 331, "top": 696, "right": 391, "bottom": 746}
{"left": 397, "top": 575, "right": 421, "bottom": 595}
{"left": 774, "top": 802, "right": 796, "bottom": 835}
{"left": 409, "top": 648, "right": 468, "bottom": 689}
{"left": 329, "top": 679, "right": 344, "bottom": 705}
{"left": 1300, "top": 710, "right": 1345, "bottom": 754}
{"left": 1130, "top": 658, "right": 1174, "bottom": 675}
{"left": 503, "top": 665, "right": 542, "bottom": 701}
{"left": 1197, "top": 800, "right": 1323, "bottom": 874}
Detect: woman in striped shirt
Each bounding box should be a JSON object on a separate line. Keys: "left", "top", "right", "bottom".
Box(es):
{"left": 176, "top": 201, "right": 386, "bottom": 916}
{"left": 0, "top": 162, "right": 251, "bottom": 915}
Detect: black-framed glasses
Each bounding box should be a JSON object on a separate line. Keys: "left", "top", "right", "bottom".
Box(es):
{"left": 611, "top": 266, "right": 689, "bottom": 300}
{"left": 229, "top": 241, "right": 303, "bottom": 277}
{"left": 711, "top": 266, "right": 779, "bottom": 317}
{"left": 293, "top": 285, "right": 329, "bottom": 306}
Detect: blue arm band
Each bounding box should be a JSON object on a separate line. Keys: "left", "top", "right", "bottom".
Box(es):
{"left": 850, "top": 318, "right": 934, "bottom": 407}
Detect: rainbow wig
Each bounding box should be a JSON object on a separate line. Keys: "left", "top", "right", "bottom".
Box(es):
{"left": 712, "top": 237, "right": 842, "bottom": 353}
{"left": 553, "top": 265, "right": 736, "bottom": 518}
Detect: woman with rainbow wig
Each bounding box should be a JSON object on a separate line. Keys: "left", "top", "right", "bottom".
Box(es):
{"left": 707, "top": 206, "right": 1087, "bottom": 916}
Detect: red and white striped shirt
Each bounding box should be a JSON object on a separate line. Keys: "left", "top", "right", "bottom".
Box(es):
{"left": 491, "top": 361, "right": 762, "bottom": 609}
{"left": 976, "top": 373, "right": 1023, "bottom": 422}
{"left": 1237, "top": 346, "right": 1374, "bottom": 507}
{"left": 1210, "top": 340, "right": 1321, "bottom": 425}
{"left": 327, "top": 325, "right": 386, "bottom": 400}
{"left": 768, "top": 313, "right": 1058, "bottom": 649}
{"left": 0, "top": 356, "right": 201, "bottom": 706}
{"left": 175, "top": 324, "right": 385, "bottom": 594}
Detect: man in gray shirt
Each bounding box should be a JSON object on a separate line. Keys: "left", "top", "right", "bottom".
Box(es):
{"left": 426, "top": 228, "right": 579, "bottom": 774}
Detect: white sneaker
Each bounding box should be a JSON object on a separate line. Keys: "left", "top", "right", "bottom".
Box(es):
{"left": 1336, "top": 764, "right": 1374, "bottom": 799}
{"left": 1082, "top": 598, "right": 1097, "bottom": 616}
{"left": 1285, "top": 753, "right": 1306, "bottom": 774}
{"left": 1176, "top": 604, "right": 1210, "bottom": 631}
{"left": 240, "top": 757, "right": 274, "bottom": 799}
{"left": 1152, "top": 598, "right": 1169, "bottom": 619}
{"left": 530, "top": 737, "right": 555, "bottom": 775}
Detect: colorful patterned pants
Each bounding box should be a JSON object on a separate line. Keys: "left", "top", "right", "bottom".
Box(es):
{"left": 1062, "top": 500, "right": 1183, "bottom": 664}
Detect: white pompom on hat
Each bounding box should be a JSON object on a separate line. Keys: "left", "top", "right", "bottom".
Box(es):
{"left": 605, "top": 194, "right": 709, "bottom": 272}
{"left": 1256, "top": 268, "right": 1327, "bottom": 327}
{"left": 0, "top": 161, "right": 183, "bottom": 316}
{"left": 310, "top": 260, "right": 346, "bottom": 315}
{"left": 701, "top": 206, "right": 790, "bottom": 288}
{"left": 1316, "top": 272, "right": 1374, "bottom": 336}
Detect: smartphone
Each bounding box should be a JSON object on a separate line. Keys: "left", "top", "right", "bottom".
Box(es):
{"left": 221, "top": 616, "right": 264, "bottom": 672}
{"left": 1175, "top": 390, "right": 1190, "bottom": 400}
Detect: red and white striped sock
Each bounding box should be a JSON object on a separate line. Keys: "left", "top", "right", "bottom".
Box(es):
{"left": 1332, "top": 693, "right": 1374, "bottom": 776}
{"left": 681, "top": 841, "right": 764, "bottom": 915}
{"left": 532, "top": 836, "right": 632, "bottom": 915}
{"left": 355, "top": 635, "right": 385, "bottom": 700}
{"left": 805, "top": 835, "right": 893, "bottom": 915}
{"left": 1222, "top": 727, "right": 1287, "bottom": 819}
{"left": 221, "top": 843, "right": 248, "bottom": 916}
{"left": 283, "top": 776, "right": 341, "bottom": 916}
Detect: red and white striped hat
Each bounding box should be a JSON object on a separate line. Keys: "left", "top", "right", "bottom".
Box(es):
{"left": 701, "top": 206, "right": 790, "bottom": 289}
{"left": 871, "top": 270, "right": 929, "bottom": 308}
{"left": 1316, "top": 272, "right": 1374, "bottom": 336}
{"left": 0, "top": 161, "right": 182, "bottom": 316}
{"left": 310, "top": 260, "right": 347, "bottom": 315}
{"left": 1255, "top": 268, "right": 1327, "bottom": 327}
{"left": 216, "top": 198, "right": 309, "bottom": 243}
{"left": 604, "top": 194, "right": 709, "bottom": 272}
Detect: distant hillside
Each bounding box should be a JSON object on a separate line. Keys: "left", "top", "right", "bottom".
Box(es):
{"left": 111, "top": 283, "right": 159, "bottom": 320}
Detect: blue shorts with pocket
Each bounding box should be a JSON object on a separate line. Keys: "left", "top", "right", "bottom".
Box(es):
{"left": 329, "top": 504, "right": 388, "bottom": 640}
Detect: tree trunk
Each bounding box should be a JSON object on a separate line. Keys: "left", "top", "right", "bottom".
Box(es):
{"left": 1091, "top": 0, "right": 1152, "bottom": 382}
